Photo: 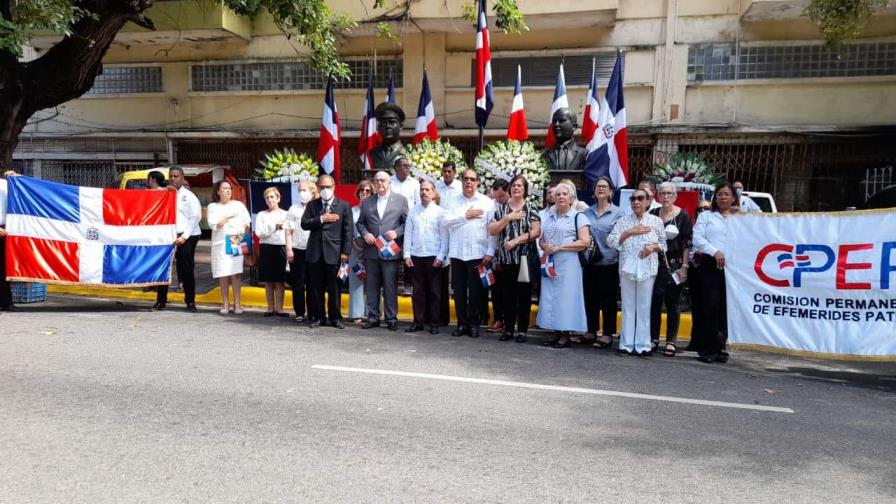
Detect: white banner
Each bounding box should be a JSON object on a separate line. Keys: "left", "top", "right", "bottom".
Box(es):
{"left": 726, "top": 210, "right": 896, "bottom": 358}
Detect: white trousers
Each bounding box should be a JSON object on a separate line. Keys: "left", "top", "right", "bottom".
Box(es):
{"left": 619, "top": 274, "right": 656, "bottom": 353}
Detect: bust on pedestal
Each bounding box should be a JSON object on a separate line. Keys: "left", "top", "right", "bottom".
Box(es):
{"left": 542, "top": 108, "right": 587, "bottom": 175}
{"left": 369, "top": 102, "right": 406, "bottom": 173}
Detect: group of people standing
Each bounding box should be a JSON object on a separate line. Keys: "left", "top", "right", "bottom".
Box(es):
{"left": 145, "top": 159, "right": 751, "bottom": 365}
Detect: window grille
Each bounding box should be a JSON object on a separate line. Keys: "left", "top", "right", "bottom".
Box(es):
{"left": 86, "top": 66, "right": 163, "bottom": 95}
{"left": 471, "top": 53, "right": 623, "bottom": 87}
{"left": 688, "top": 42, "right": 896, "bottom": 82}
{"left": 191, "top": 59, "right": 402, "bottom": 92}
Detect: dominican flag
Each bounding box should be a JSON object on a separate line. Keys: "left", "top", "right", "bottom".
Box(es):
{"left": 581, "top": 58, "right": 600, "bottom": 145}
{"left": 544, "top": 64, "right": 569, "bottom": 148}
{"left": 387, "top": 69, "right": 397, "bottom": 104}
{"left": 584, "top": 50, "right": 628, "bottom": 188}
{"left": 351, "top": 262, "right": 367, "bottom": 281}
{"left": 413, "top": 69, "right": 439, "bottom": 145}
{"left": 375, "top": 235, "right": 401, "bottom": 259}
{"left": 337, "top": 261, "right": 350, "bottom": 282}
{"left": 540, "top": 254, "right": 557, "bottom": 278}
{"left": 477, "top": 263, "right": 496, "bottom": 288}
{"left": 5, "top": 177, "right": 176, "bottom": 286}
{"left": 358, "top": 77, "right": 381, "bottom": 171}
{"left": 317, "top": 75, "right": 341, "bottom": 181}
{"left": 474, "top": 0, "right": 494, "bottom": 128}
{"left": 506, "top": 64, "right": 528, "bottom": 141}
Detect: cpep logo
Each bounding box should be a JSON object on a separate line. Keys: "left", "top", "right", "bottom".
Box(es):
{"left": 754, "top": 242, "right": 896, "bottom": 290}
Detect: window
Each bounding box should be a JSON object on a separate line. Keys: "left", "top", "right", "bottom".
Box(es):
{"left": 688, "top": 42, "right": 896, "bottom": 82}
{"left": 191, "top": 59, "right": 402, "bottom": 92}
{"left": 86, "top": 66, "right": 163, "bottom": 95}
{"left": 470, "top": 53, "right": 623, "bottom": 87}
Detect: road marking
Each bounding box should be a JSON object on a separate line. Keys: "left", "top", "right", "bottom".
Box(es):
{"left": 312, "top": 365, "right": 795, "bottom": 414}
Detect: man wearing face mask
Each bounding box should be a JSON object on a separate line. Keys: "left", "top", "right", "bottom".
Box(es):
{"left": 284, "top": 180, "right": 314, "bottom": 323}
{"left": 733, "top": 181, "right": 762, "bottom": 213}
{"left": 300, "top": 175, "right": 353, "bottom": 329}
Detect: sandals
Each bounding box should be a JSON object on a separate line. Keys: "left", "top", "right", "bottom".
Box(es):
{"left": 651, "top": 340, "right": 659, "bottom": 353}
{"left": 663, "top": 342, "right": 677, "bottom": 357}
{"left": 295, "top": 316, "right": 305, "bottom": 323}
{"left": 593, "top": 335, "right": 612, "bottom": 349}
{"left": 219, "top": 307, "right": 229, "bottom": 315}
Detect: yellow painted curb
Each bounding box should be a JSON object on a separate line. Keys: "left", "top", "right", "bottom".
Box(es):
{"left": 47, "top": 283, "right": 692, "bottom": 335}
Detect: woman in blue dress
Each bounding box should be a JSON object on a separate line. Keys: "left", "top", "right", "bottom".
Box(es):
{"left": 536, "top": 182, "right": 592, "bottom": 348}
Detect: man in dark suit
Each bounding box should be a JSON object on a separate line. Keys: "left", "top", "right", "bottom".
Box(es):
{"left": 356, "top": 170, "right": 408, "bottom": 331}
{"left": 541, "top": 108, "right": 587, "bottom": 175}
{"left": 301, "top": 174, "right": 353, "bottom": 329}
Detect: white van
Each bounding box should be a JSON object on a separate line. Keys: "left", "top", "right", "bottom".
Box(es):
{"left": 744, "top": 191, "right": 778, "bottom": 213}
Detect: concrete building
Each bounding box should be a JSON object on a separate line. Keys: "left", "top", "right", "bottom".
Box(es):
{"left": 16, "top": 0, "right": 896, "bottom": 210}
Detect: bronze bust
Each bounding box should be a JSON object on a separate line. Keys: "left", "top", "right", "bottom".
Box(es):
{"left": 542, "top": 108, "right": 587, "bottom": 174}
{"left": 369, "top": 102, "right": 406, "bottom": 172}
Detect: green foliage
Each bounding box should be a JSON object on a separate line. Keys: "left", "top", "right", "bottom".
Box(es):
{"left": 804, "top": 0, "right": 887, "bottom": 48}
{"left": 462, "top": 0, "right": 527, "bottom": 34}
{"left": 0, "top": 0, "right": 94, "bottom": 57}
{"left": 375, "top": 22, "right": 399, "bottom": 44}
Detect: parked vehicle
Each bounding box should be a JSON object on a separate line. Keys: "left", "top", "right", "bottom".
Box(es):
{"left": 743, "top": 191, "right": 778, "bottom": 213}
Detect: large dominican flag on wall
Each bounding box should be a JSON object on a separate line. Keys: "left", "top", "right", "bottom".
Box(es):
{"left": 474, "top": 0, "right": 494, "bottom": 128}
{"left": 413, "top": 69, "right": 439, "bottom": 145}
{"left": 5, "top": 176, "right": 177, "bottom": 286}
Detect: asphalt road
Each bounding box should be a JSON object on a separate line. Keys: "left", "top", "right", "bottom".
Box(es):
{"left": 1, "top": 297, "right": 895, "bottom": 503}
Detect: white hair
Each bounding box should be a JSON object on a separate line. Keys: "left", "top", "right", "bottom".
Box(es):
{"left": 658, "top": 182, "right": 677, "bottom": 194}
{"left": 555, "top": 182, "right": 577, "bottom": 199}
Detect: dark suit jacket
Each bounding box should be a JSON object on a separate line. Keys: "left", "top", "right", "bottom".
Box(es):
{"left": 301, "top": 198, "right": 353, "bottom": 265}
{"left": 542, "top": 139, "right": 587, "bottom": 173}
{"left": 355, "top": 191, "right": 408, "bottom": 261}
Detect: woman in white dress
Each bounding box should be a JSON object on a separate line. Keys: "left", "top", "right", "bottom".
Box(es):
{"left": 255, "top": 186, "right": 289, "bottom": 317}
{"left": 207, "top": 180, "right": 251, "bottom": 315}
{"left": 536, "top": 182, "right": 591, "bottom": 349}
{"left": 607, "top": 188, "right": 667, "bottom": 357}
{"left": 348, "top": 180, "right": 374, "bottom": 323}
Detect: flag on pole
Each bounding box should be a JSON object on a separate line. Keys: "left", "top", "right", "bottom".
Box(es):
{"left": 584, "top": 51, "right": 628, "bottom": 188}
{"left": 387, "top": 69, "right": 397, "bottom": 104}
{"left": 317, "top": 75, "right": 341, "bottom": 181}
{"left": 358, "top": 77, "right": 381, "bottom": 171}
{"left": 581, "top": 58, "right": 600, "bottom": 145}
{"left": 413, "top": 69, "right": 439, "bottom": 145}
{"left": 506, "top": 64, "right": 528, "bottom": 141}
{"left": 5, "top": 176, "right": 177, "bottom": 286}
{"left": 474, "top": 0, "right": 494, "bottom": 128}
{"left": 544, "top": 64, "right": 569, "bottom": 148}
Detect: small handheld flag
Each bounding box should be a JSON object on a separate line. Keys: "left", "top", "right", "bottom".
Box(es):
{"left": 337, "top": 261, "right": 350, "bottom": 282}
{"left": 540, "top": 254, "right": 557, "bottom": 278}
{"left": 375, "top": 235, "right": 402, "bottom": 259}
{"left": 351, "top": 262, "right": 367, "bottom": 281}
{"left": 478, "top": 263, "right": 496, "bottom": 288}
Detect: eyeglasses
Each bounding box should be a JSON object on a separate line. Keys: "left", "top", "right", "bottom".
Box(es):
{"left": 359, "top": 188, "right": 372, "bottom": 193}
{"left": 595, "top": 184, "right": 610, "bottom": 189}
{"left": 462, "top": 176, "right": 478, "bottom": 182}
{"left": 629, "top": 195, "right": 648, "bottom": 202}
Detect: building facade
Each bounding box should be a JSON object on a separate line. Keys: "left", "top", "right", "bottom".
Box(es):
{"left": 16, "top": 0, "right": 896, "bottom": 210}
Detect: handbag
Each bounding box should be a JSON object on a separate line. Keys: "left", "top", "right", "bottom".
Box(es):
{"left": 517, "top": 254, "right": 530, "bottom": 283}
{"left": 575, "top": 213, "right": 602, "bottom": 267}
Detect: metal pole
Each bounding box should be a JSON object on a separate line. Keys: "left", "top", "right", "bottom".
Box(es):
{"left": 478, "top": 126, "right": 484, "bottom": 153}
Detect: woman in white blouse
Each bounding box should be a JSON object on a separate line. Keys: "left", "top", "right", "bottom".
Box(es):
{"left": 285, "top": 180, "right": 314, "bottom": 323}
{"left": 607, "top": 188, "right": 667, "bottom": 357}
{"left": 691, "top": 182, "right": 739, "bottom": 364}
{"left": 255, "top": 187, "right": 289, "bottom": 317}
{"left": 207, "top": 180, "right": 251, "bottom": 315}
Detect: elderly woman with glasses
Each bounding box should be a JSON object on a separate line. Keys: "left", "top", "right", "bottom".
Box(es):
{"left": 348, "top": 180, "right": 375, "bottom": 324}
{"left": 648, "top": 182, "right": 693, "bottom": 357}
{"left": 607, "top": 188, "right": 667, "bottom": 357}
{"left": 581, "top": 176, "right": 623, "bottom": 349}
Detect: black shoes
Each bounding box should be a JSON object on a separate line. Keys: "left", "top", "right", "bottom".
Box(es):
{"left": 0, "top": 304, "right": 18, "bottom": 312}
{"left": 386, "top": 321, "right": 398, "bottom": 331}
{"left": 452, "top": 326, "right": 469, "bottom": 337}
{"left": 331, "top": 321, "right": 345, "bottom": 330}
{"left": 151, "top": 301, "right": 166, "bottom": 311}
{"left": 308, "top": 320, "right": 321, "bottom": 329}
{"left": 405, "top": 324, "right": 425, "bottom": 333}
{"left": 429, "top": 325, "right": 439, "bottom": 334}
{"left": 185, "top": 302, "right": 197, "bottom": 313}
{"left": 469, "top": 326, "right": 480, "bottom": 338}
{"left": 361, "top": 320, "right": 380, "bottom": 329}
{"left": 515, "top": 333, "right": 527, "bottom": 343}
{"left": 499, "top": 332, "right": 514, "bottom": 342}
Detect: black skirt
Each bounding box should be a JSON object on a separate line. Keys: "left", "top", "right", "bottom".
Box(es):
{"left": 257, "top": 244, "right": 287, "bottom": 283}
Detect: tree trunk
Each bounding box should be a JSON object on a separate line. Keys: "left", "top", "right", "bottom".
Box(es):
{"left": 0, "top": 0, "right": 156, "bottom": 168}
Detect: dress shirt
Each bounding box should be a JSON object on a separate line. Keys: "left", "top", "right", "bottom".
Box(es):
{"left": 284, "top": 203, "right": 310, "bottom": 249}
{"left": 740, "top": 195, "right": 762, "bottom": 213}
{"left": 434, "top": 179, "right": 462, "bottom": 210}
{"left": 404, "top": 202, "right": 449, "bottom": 262}
{"left": 176, "top": 186, "right": 202, "bottom": 237}
{"left": 255, "top": 208, "right": 288, "bottom": 245}
{"left": 445, "top": 192, "right": 496, "bottom": 261}
{"left": 607, "top": 212, "right": 667, "bottom": 281}
{"left": 319, "top": 197, "right": 337, "bottom": 223}
{"left": 692, "top": 210, "right": 729, "bottom": 257}
{"left": 376, "top": 191, "right": 391, "bottom": 220}
{"left": 582, "top": 203, "right": 623, "bottom": 265}
{"left": 391, "top": 175, "right": 420, "bottom": 209}
{"left": 0, "top": 178, "right": 7, "bottom": 226}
